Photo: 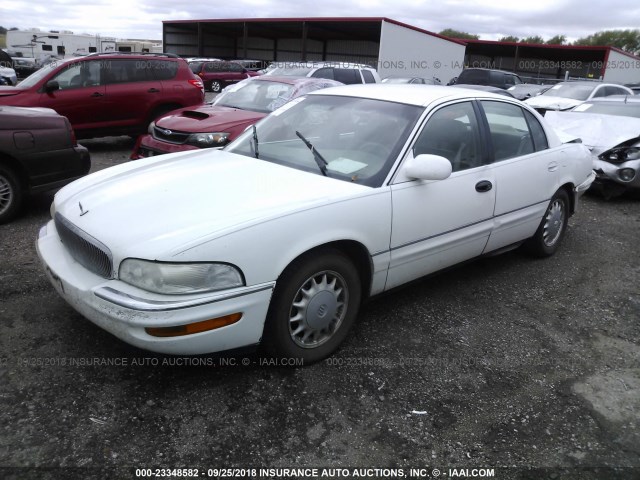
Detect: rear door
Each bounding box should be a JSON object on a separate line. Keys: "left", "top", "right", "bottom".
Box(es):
{"left": 37, "top": 60, "right": 106, "bottom": 130}
{"left": 478, "top": 100, "right": 557, "bottom": 252}
{"left": 102, "top": 59, "right": 163, "bottom": 128}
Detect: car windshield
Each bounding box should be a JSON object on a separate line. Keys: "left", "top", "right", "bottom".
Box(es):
{"left": 542, "top": 84, "right": 596, "bottom": 101}
{"left": 225, "top": 95, "right": 422, "bottom": 187}
{"left": 213, "top": 80, "right": 295, "bottom": 113}
{"left": 15, "top": 61, "right": 61, "bottom": 89}
{"left": 573, "top": 102, "right": 640, "bottom": 118}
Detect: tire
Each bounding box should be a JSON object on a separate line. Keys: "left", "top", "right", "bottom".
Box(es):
{"left": 523, "top": 189, "right": 570, "bottom": 257}
{"left": 263, "top": 249, "right": 362, "bottom": 364}
{"left": 0, "top": 165, "right": 24, "bottom": 225}
{"left": 211, "top": 81, "right": 222, "bottom": 93}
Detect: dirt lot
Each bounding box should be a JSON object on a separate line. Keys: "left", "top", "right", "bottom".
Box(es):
{"left": 0, "top": 136, "right": 639, "bottom": 480}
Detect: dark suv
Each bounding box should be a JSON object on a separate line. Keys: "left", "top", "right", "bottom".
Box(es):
{"left": 190, "top": 61, "right": 261, "bottom": 92}
{"left": 0, "top": 53, "right": 205, "bottom": 139}
{"left": 454, "top": 68, "right": 523, "bottom": 90}
{"left": 0, "top": 106, "right": 90, "bottom": 223}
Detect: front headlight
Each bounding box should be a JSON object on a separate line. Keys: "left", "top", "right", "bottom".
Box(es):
{"left": 119, "top": 259, "right": 244, "bottom": 295}
{"left": 601, "top": 147, "right": 640, "bottom": 163}
{"left": 186, "top": 132, "right": 230, "bottom": 147}
{"left": 148, "top": 121, "right": 156, "bottom": 135}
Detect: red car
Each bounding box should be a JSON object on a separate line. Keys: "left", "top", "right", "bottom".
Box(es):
{"left": 0, "top": 106, "right": 90, "bottom": 223}
{"left": 191, "top": 60, "right": 261, "bottom": 92}
{"left": 0, "top": 53, "right": 204, "bottom": 139}
{"left": 132, "top": 76, "right": 342, "bottom": 159}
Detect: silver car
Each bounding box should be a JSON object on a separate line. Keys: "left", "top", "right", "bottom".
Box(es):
{"left": 545, "top": 96, "right": 640, "bottom": 198}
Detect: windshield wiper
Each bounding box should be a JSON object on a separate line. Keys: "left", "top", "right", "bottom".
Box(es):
{"left": 295, "top": 131, "right": 328, "bottom": 177}
{"left": 252, "top": 125, "right": 259, "bottom": 159}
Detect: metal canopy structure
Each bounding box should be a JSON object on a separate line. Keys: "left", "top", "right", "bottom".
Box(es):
{"left": 461, "top": 39, "right": 637, "bottom": 82}
{"left": 162, "top": 17, "right": 458, "bottom": 65}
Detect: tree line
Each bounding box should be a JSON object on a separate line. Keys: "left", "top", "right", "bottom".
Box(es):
{"left": 439, "top": 28, "right": 640, "bottom": 55}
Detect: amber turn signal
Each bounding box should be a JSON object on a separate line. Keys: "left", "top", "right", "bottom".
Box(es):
{"left": 145, "top": 313, "right": 242, "bottom": 337}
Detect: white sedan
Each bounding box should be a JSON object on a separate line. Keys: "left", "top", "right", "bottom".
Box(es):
{"left": 37, "top": 85, "right": 595, "bottom": 363}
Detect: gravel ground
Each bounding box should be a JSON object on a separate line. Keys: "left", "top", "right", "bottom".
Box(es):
{"left": 0, "top": 136, "right": 639, "bottom": 480}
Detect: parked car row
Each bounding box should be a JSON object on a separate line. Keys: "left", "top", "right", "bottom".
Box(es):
{"left": 5, "top": 50, "right": 636, "bottom": 362}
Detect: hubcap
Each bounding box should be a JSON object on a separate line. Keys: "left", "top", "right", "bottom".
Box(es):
{"left": 288, "top": 270, "right": 348, "bottom": 349}
{"left": 543, "top": 199, "right": 565, "bottom": 247}
{"left": 0, "top": 174, "right": 13, "bottom": 215}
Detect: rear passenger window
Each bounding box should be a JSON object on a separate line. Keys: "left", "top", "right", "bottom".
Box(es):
{"left": 361, "top": 70, "right": 376, "bottom": 83}
{"left": 205, "top": 62, "right": 229, "bottom": 73}
{"left": 333, "top": 69, "right": 360, "bottom": 84}
{"left": 481, "top": 101, "right": 534, "bottom": 161}
{"left": 102, "top": 60, "right": 148, "bottom": 84}
{"left": 149, "top": 60, "right": 178, "bottom": 81}
{"left": 312, "top": 68, "right": 334, "bottom": 80}
{"left": 523, "top": 110, "right": 548, "bottom": 151}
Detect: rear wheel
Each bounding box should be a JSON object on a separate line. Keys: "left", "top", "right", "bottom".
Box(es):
{"left": 523, "top": 189, "right": 570, "bottom": 257}
{"left": 211, "top": 81, "right": 222, "bottom": 93}
{"left": 263, "top": 249, "right": 362, "bottom": 364}
{"left": 0, "top": 165, "right": 23, "bottom": 224}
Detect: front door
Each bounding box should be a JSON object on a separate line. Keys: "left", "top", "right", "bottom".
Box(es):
{"left": 387, "top": 101, "right": 496, "bottom": 289}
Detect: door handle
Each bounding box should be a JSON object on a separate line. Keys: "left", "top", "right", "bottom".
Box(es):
{"left": 475, "top": 180, "right": 493, "bottom": 192}
{"left": 147, "top": 88, "right": 160, "bottom": 93}
{"left": 547, "top": 161, "right": 559, "bottom": 172}
{"left": 90, "top": 92, "right": 104, "bottom": 97}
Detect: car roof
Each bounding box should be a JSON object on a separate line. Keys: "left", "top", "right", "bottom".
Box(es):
{"left": 250, "top": 75, "right": 341, "bottom": 87}
{"left": 460, "top": 68, "right": 520, "bottom": 75}
{"left": 309, "top": 84, "right": 513, "bottom": 106}
{"left": 453, "top": 84, "right": 516, "bottom": 97}
{"left": 584, "top": 95, "right": 640, "bottom": 103}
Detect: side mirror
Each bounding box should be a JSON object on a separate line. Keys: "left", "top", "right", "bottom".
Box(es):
{"left": 45, "top": 80, "right": 60, "bottom": 92}
{"left": 404, "top": 154, "right": 452, "bottom": 181}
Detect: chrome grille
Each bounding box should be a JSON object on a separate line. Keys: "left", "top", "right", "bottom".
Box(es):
{"left": 152, "top": 126, "right": 190, "bottom": 144}
{"left": 54, "top": 213, "right": 113, "bottom": 278}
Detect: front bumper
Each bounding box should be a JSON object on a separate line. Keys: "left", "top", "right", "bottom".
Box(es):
{"left": 573, "top": 170, "right": 596, "bottom": 209}
{"left": 131, "top": 134, "right": 199, "bottom": 159}
{"left": 37, "top": 220, "right": 274, "bottom": 355}
{"left": 593, "top": 158, "right": 640, "bottom": 189}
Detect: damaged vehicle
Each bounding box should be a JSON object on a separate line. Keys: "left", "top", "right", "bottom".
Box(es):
{"left": 525, "top": 81, "right": 633, "bottom": 115}
{"left": 36, "top": 85, "right": 594, "bottom": 362}
{"left": 545, "top": 96, "right": 640, "bottom": 198}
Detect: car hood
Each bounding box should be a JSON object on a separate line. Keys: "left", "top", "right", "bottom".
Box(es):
{"left": 544, "top": 111, "right": 640, "bottom": 154}
{"left": 53, "top": 149, "right": 370, "bottom": 259}
{"left": 525, "top": 95, "right": 582, "bottom": 111}
{"left": 0, "top": 86, "right": 21, "bottom": 97}
{"left": 154, "top": 105, "right": 265, "bottom": 134}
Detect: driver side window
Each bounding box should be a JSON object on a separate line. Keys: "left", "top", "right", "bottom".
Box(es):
{"left": 52, "top": 61, "right": 101, "bottom": 90}
{"left": 412, "top": 102, "right": 482, "bottom": 172}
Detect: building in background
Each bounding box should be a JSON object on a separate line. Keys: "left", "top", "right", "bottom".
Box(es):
{"left": 453, "top": 39, "right": 640, "bottom": 84}
{"left": 162, "top": 17, "right": 640, "bottom": 85}
{"left": 161, "top": 17, "right": 466, "bottom": 83}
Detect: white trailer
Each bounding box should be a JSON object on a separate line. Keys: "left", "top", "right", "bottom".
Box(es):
{"left": 6, "top": 29, "right": 117, "bottom": 63}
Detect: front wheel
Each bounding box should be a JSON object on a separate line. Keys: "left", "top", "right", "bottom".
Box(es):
{"left": 263, "top": 249, "right": 362, "bottom": 364}
{"left": 0, "top": 165, "right": 23, "bottom": 224}
{"left": 523, "top": 189, "right": 570, "bottom": 257}
{"left": 211, "top": 81, "right": 222, "bottom": 93}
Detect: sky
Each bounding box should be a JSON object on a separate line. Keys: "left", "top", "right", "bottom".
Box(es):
{"left": 2, "top": 0, "right": 640, "bottom": 42}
